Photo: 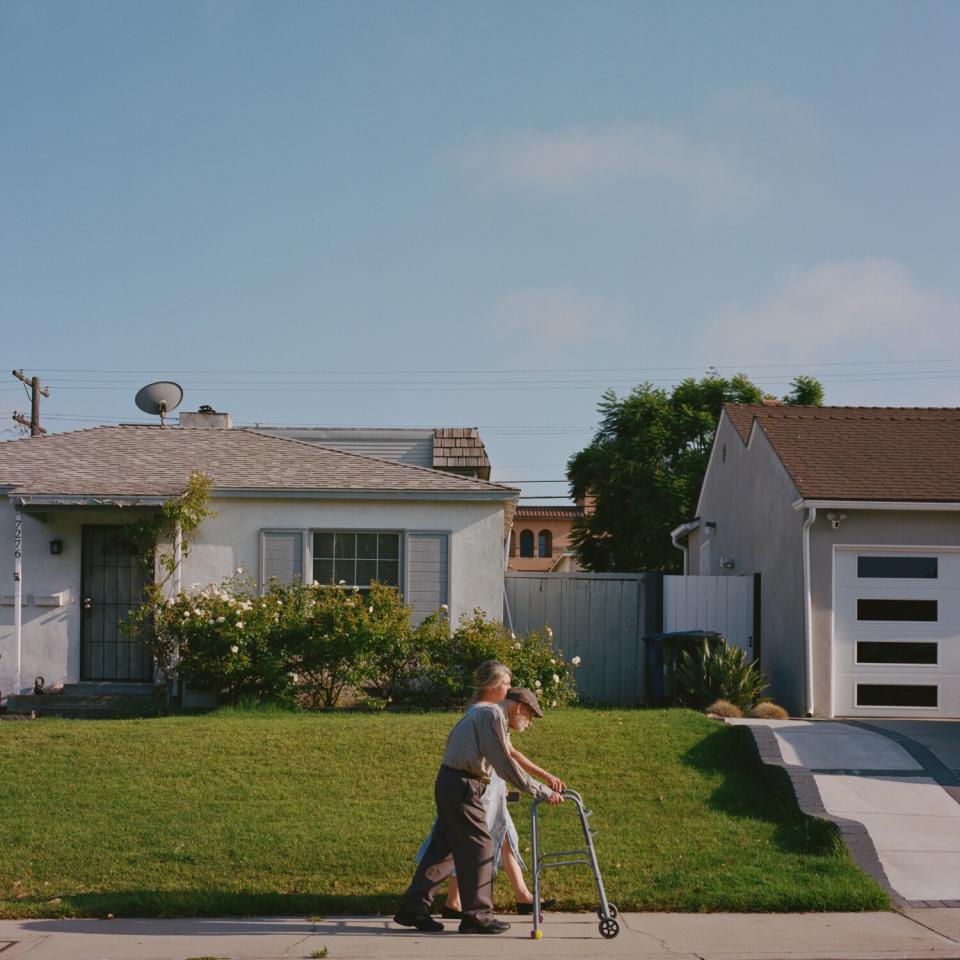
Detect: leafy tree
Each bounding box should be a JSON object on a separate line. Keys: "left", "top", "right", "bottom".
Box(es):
{"left": 567, "top": 372, "right": 823, "bottom": 572}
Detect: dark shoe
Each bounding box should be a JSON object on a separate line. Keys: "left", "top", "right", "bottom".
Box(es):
{"left": 394, "top": 911, "right": 444, "bottom": 932}
{"left": 440, "top": 906, "right": 465, "bottom": 920}
{"left": 517, "top": 898, "right": 556, "bottom": 914}
{"left": 459, "top": 917, "right": 511, "bottom": 935}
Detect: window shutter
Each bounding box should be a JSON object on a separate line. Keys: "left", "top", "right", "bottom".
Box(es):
{"left": 261, "top": 531, "right": 303, "bottom": 588}
{"left": 406, "top": 533, "right": 449, "bottom": 626}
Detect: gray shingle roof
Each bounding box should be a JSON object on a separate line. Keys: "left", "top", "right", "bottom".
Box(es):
{"left": 0, "top": 426, "right": 519, "bottom": 499}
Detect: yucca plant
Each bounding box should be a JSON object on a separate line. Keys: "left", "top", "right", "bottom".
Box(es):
{"left": 674, "top": 641, "right": 769, "bottom": 711}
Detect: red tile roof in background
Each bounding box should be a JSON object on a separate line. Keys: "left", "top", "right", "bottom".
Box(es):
{"left": 723, "top": 405, "right": 960, "bottom": 502}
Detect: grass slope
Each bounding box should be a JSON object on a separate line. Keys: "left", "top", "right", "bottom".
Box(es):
{"left": 0, "top": 707, "right": 888, "bottom": 918}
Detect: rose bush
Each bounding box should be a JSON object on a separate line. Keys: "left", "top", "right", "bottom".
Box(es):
{"left": 127, "top": 580, "right": 580, "bottom": 710}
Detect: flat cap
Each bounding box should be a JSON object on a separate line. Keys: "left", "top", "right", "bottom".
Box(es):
{"left": 506, "top": 686, "right": 544, "bottom": 718}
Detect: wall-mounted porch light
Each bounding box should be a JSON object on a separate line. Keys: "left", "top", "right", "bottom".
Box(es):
{"left": 49, "top": 539, "right": 63, "bottom": 555}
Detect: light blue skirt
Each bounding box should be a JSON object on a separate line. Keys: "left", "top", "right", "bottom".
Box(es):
{"left": 415, "top": 769, "right": 525, "bottom": 874}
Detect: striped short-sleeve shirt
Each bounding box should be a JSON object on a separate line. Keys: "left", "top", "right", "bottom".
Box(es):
{"left": 441, "top": 701, "right": 553, "bottom": 801}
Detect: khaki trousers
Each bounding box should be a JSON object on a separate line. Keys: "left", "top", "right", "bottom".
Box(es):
{"left": 400, "top": 765, "right": 495, "bottom": 922}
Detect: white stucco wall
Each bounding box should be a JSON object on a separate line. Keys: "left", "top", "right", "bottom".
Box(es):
{"left": 0, "top": 501, "right": 158, "bottom": 696}
{"left": 0, "top": 495, "right": 507, "bottom": 697}
{"left": 689, "top": 416, "right": 807, "bottom": 714}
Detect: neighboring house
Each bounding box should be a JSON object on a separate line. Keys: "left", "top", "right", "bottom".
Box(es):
{"left": 0, "top": 410, "right": 518, "bottom": 698}
{"left": 676, "top": 404, "right": 960, "bottom": 719}
{"left": 508, "top": 505, "right": 582, "bottom": 572}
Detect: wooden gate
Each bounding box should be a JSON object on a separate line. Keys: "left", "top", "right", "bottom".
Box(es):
{"left": 662, "top": 574, "right": 758, "bottom": 658}
{"left": 504, "top": 572, "right": 658, "bottom": 706}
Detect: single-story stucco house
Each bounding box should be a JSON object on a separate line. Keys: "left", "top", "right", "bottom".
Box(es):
{"left": 0, "top": 411, "right": 518, "bottom": 698}
{"left": 675, "top": 404, "right": 960, "bottom": 719}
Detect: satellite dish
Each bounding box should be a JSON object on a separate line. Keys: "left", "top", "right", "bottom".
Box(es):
{"left": 135, "top": 381, "right": 184, "bottom": 426}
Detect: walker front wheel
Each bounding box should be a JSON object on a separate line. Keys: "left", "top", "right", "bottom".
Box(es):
{"left": 599, "top": 917, "right": 620, "bottom": 939}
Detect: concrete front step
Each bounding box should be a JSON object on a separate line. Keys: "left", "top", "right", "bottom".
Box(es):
{"left": 62, "top": 681, "right": 162, "bottom": 697}
{"left": 5, "top": 691, "right": 166, "bottom": 719}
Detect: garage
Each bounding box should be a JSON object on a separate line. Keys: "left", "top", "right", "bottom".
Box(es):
{"left": 834, "top": 547, "right": 960, "bottom": 717}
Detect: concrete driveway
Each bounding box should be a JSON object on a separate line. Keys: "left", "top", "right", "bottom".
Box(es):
{"left": 732, "top": 718, "right": 960, "bottom": 907}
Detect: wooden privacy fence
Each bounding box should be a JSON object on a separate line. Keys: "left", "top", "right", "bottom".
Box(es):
{"left": 504, "top": 572, "right": 759, "bottom": 706}
{"left": 504, "top": 572, "right": 659, "bottom": 707}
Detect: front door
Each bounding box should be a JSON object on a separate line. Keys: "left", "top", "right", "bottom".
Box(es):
{"left": 80, "top": 525, "right": 154, "bottom": 681}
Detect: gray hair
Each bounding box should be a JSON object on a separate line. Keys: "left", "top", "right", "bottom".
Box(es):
{"left": 473, "top": 659, "right": 511, "bottom": 700}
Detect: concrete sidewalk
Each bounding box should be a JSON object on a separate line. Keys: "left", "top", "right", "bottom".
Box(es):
{"left": 2, "top": 910, "right": 960, "bottom": 960}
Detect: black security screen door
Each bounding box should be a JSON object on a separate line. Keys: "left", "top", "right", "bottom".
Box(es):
{"left": 80, "top": 525, "right": 153, "bottom": 681}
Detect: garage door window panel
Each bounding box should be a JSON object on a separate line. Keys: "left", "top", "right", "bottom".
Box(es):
{"left": 857, "top": 556, "right": 938, "bottom": 579}
{"left": 856, "top": 683, "right": 939, "bottom": 708}
{"left": 857, "top": 598, "right": 938, "bottom": 622}
{"left": 856, "top": 641, "right": 938, "bottom": 666}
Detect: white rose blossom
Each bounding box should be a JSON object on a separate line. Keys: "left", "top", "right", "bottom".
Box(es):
{"left": 217, "top": 616, "right": 225, "bottom": 623}
{"left": 534, "top": 680, "right": 542, "bottom": 688}
{"left": 235, "top": 621, "right": 245, "bottom": 629}
{"left": 571, "top": 656, "right": 582, "bottom": 666}
{"left": 513, "top": 642, "right": 521, "bottom": 650}
{"left": 230, "top": 645, "right": 239, "bottom": 654}
{"left": 545, "top": 626, "right": 553, "bottom": 638}
{"left": 552, "top": 673, "right": 560, "bottom": 684}
{"left": 368, "top": 606, "right": 374, "bottom": 614}
{"left": 551, "top": 701, "right": 557, "bottom": 708}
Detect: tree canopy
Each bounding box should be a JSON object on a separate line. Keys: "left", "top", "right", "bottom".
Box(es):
{"left": 566, "top": 373, "right": 823, "bottom": 572}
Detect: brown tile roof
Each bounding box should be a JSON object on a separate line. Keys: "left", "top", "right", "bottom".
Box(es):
{"left": 0, "top": 426, "right": 519, "bottom": 499}
{"left": 515, "top": 505, "right": 582, "bottom": 520}
{"left": 723, "top": 405, "right": 960, "bottom": 502}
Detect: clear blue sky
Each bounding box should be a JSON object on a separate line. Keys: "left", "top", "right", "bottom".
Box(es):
{"left": 3, "top": 1, "right": 959, "bottom": 501}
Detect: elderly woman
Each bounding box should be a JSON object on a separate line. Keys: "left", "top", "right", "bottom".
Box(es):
{"left": 415, "top": 659, "right": 565, "bottom": 916}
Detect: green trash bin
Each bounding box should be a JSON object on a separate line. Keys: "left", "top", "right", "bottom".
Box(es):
{"left": 643, "top": 630, "right": 725, "bottom": 705}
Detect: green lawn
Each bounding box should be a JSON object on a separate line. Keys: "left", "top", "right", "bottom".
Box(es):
{"left": 0, "top": 707, "right": 888, "bottom": 918}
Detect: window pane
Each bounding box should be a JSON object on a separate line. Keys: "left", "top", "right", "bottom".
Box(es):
{"left": 378, "top": 559, "right": 399, "bottom": 586}
{"left": 856, "top": 684, "right": 938, "bottom": 708}
{"left": 313, "top": 558, "right": 334, "bottom": 585}
{"left": 357, "top": 533, "right": 378, "bottom": 559}
{"left": 378, "top": 534, "right": 399, "bottom": 560}
{"left": 333, "top": 558, "right": 355, "bottom": 585}
{"left": 858, "top": 556, "right": 938, "bottom": 579}
{"left": 314, "top": 532, "right": 335, "bottom": 558}
{"left": 356, "top": 559, "right": 379, "bottom": 588}
{"left": 520, "top": 530, "right": 534, "bottom": 558}
{"left": 857, "top": 599, "right": 937, "bottom": 622}
{"left": 856, "top": 641, "right": 938, "bottom": 665}
{"left": 335, "top": 533, "right": 356, "bottom": 559}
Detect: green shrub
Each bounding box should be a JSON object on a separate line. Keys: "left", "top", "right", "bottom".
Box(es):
{"left": 674, "top": 641, "right": 768, "bottom": 711}
{"left": 127, "top": 582, "right": 579, "bottom": 711}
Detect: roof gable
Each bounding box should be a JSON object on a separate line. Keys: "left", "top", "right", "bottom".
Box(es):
{"left": 0, "top": 426, "right": 518, "bottom": 500}
{"left": 723, "top": 405, "right": 960, "bottom": 502}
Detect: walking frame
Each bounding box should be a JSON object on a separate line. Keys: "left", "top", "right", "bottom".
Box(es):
{"left": 529, "top": 788, "right": 619, "bottom": 939}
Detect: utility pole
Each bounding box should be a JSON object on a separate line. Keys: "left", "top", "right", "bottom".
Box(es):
{"left": 11, "top": 369, "right": 49, "bottom": 436}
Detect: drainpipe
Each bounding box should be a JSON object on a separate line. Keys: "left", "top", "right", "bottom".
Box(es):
{"left": 173, "top": 521, "right": 183, "bottom": 595}
{"left": 13, "top": 500, "right": 23, "bottom": 696}
{"left": 669, "top": 520, "right": 700, "bottom": 575}
{"left": 801, "top": 506, "right": 817, "bottom": 717}
{"left": 502, "top": 533, "right": 515, "bottom": 635}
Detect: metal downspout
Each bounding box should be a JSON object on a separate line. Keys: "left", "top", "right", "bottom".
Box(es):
{"left": 13, "top": 500, "right": 23, "bottom": 696}
{"left": 802, "top": 506, "right": 816, "bottom": 716}
{"left": 671, "top": 529, "right": 689, "bottom": 575}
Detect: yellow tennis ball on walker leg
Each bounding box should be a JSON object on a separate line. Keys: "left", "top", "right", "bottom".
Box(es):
{"left": 531, "top": 929, "right": 543, "bottom": 939}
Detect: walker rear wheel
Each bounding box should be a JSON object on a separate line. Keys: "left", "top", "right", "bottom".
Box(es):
{"left": 599, "top": 917, "right": 620, "bottom": 939}
{"left": 597, "top": 903, "right": 618, "bottom": 919}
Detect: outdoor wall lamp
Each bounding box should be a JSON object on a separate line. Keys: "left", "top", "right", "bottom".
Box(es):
{"left": 49, "top": 539, "right": 63, "bottom": 555}
{"left": 720, "top": 555, "right": 736, "bottom": 569}
{"left": 825, "top": 511, "right": 847, "bottom": 530}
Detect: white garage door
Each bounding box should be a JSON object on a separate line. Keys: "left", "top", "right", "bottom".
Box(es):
{"left": 834, "top": 548, "right": 960, "bottom": 717}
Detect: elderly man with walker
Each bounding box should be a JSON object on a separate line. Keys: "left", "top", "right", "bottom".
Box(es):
{"left": 394, "top": 687, "right": 563, "bottom": 935}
